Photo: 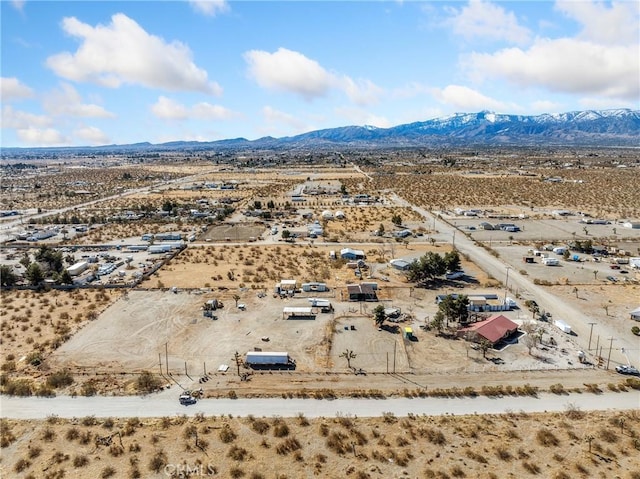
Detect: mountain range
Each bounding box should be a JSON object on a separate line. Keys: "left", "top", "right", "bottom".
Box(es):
{"left": 3, "top": 109, "right": 639, "bottom": 155}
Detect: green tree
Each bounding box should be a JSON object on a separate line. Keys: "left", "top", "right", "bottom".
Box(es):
{"left": 372, "top": 305, "right": 386, "bottom": 327}
{"left": 281, "top": 229, "right": 291, "bottom": 239}
{"left": 377, "top": 223, "right": 385, "bottom": 236}
{"left": 443, "top": 250, "right": 461, "bottom": 273}
{"left": 267, "top": 200, "right": 275, "bottom": 209}
{"left": 253, "top": 200, "right": 262, "bottom": 210}
{"left": 25, "top": 262, "right": 44, "bottom": 286}
{"left": 391, "top": 214, "right": 402, "bottom": 226}
{"left": 59, "top": 269, "right": 74, "bottom": 285}
{"left": 431, "top": 311, "right": 445, "bottom": 335}
{"left": 437, "top": 294, "right": 469, "bottom": 327}
{"left": 407, "top": 252, "right": 447, "bottom": 286}
{"left": 0, "top": 265, "right": 17, "bottom": 287}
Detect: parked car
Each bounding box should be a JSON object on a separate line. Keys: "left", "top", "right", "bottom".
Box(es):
{"left": 610, "top": 264, "right": 621, "bottom": 270}
{"left": 615, "top": 365, "right": 640, "bottom": 376}
{"left": 179, "top": 393, "right": 197, "bottom": 405}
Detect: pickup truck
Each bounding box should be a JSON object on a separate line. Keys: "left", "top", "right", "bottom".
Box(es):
{"left": 179, "top": 393, "right": 197, "bottom": 405}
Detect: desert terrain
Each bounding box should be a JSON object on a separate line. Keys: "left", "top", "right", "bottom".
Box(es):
{"left": 1, "top": 149, "right": 639, "bottom": 478}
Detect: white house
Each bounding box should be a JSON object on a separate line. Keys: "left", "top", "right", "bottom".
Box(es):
{"left": 623, "top": 221, "right": 640, "bottom": 229}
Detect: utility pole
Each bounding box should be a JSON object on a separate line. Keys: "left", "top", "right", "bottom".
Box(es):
{"left": 393, "top": 341, "right": 397, "bottom": 374}
{"left": 587, "top": 323, "right": 596, "bottom": 350}
{"left": 504, "top": 267, "right": 511, "bottom": 303}
{"left": 606, "top": 337, "right": 615, "bottom": 370}
{"left": 159, "top": 353, "right": 163, "bottom": 375}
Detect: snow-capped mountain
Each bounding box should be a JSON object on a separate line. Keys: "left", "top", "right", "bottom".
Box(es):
{"left": 265, "top": 109, "right": 640, "bottom": 148}
{"left": 2, "top": 109, "right": 638, "bottom": 155}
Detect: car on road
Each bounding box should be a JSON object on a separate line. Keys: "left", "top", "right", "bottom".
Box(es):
{"left": 615, "top": 365, "right": 640, "bottom": 376}
{"left": 179, "top": 393, "right": 197, "bottom": 405}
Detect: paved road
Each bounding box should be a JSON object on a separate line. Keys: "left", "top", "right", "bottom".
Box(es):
{"left": 390, "top": 194, "right": 638, "bottom": 368}
{"left": 1, "top": 391, "right": 638, "bottom": 420}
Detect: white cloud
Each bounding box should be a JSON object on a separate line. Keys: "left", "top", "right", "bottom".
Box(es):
{"left": 577, "top": 96, "right": 639, "bottom": 111}
{"left": 151, "top": 96, "right": 238, "bottom": 120}
{"left": 1, "top": 77, "right": 34, "bottom": 102}
{"left": 531, "top": 100, "right": 564, "bottom": 113}
{"left": 555, "top": 0, "right": 639, "bottom": 46}
{"left": 16, "top": 127, "right": 66, "bottom": 146}
{"left": 465, "top": 38, "right": 639, "bottom": 101}
{"left": 74, "top": 126, "right": 110, "bottom": 145}
{"left": 432, "top": 84, "right": 515, "bottom": 111}
{"left": 11, "top": 0, "right": 25, "bottom": 11}
{"left": 244, "top": 48, "right": 333, "bottom": 100}
{"left": 43, "top": 83, "right": 115, "bottom": 118}
{"left": 261, "top": 106, "right": 308, "bottom": 132}
{"left": 46, "top": 14, "right": 221, "bottom": 95}
{"left": 189, "top": 0, "right": 229, "bottom": 17}
{"left": 445, "top": 0, "right": 531, "bottom": 44}
{"left": 339, "top": 77, "right": 383, "bottom": 106}
{"left": 391, "top": 82, "right": 432, "bottom": 100}
{"left": 244, "top": 48, "right": 383, "bottom": 106}
{"left": 1, "top": 105, "right": 52, "bottom": 129}
{"left": 151, "top": 96, "right": 189, "bottom": 120}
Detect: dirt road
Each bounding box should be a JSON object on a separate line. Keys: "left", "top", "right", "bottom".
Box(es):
{"left": 391, "top": 194, "right": 638, "bottom": 368}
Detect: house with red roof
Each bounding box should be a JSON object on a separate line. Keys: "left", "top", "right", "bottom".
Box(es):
{"left": 457, "top": 314, "right": 519, "bottom": 345}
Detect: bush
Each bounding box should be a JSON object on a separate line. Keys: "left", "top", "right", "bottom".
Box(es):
{"left": 136, "top": 371, "right": 161, "bottom": 393}
{"left": 632, "top": 325, "right": 640, "bottom": 336}
{"left": 46, "top": 370, "right": 74, "bottom": 388}
{"left": 219, "top": 425, "right": 237, "bottom": 443}
{"left": 536, "top": 428, "right": 560, "bottom": 447}
{"left": 148, "top": 451, "right": 167, "bottom": 473}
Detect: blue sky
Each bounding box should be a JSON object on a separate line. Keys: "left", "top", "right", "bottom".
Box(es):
{"left": 1, "top": 0, "right": 639, "bottom": 147}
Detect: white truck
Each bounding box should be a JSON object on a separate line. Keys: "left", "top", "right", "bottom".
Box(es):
{"left": 245, "top": 351, "right": 291, "bottom": 366}
{"left": 554, "top": 319, "right": 572, "bottom": 334}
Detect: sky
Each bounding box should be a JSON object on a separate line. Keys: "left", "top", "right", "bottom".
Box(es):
{"left": 1, "top": 0, "right": 639, "bottom": 148}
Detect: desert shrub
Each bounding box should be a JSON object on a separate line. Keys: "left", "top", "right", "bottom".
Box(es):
{"left": 451, "top": 465, "right": 466, "bottom": 477}
{"left": 536, "top": 428, "right": 560, "bottom": 447}
{"left": 101, "top": 466, "right": 116, "bottom": 478}
{"left": 1, "top": 419, "right": 16, "bottom": 447}
{"left": 42, "top": 427, "right": 56, "bottom": 442}
{"left": 495, "top": 446, "right": 512, "bottom": 461}
{"left": 65, "top": 427, "right": 80, "bottom": 441}
{"left": 219, "top": 425, "right": 237, "bottom": 443}
{"left": 523, "top": 461, "right": 541, "bottom": 474}
{"left": 326, "top": 431, "right": 349, "bottom": 454}
{"left": 46, "top": 370, "right": 74, "bottom": 388}
{"left": 276, "top": 437, "right": 301, "bottom": 455}
{"left": 148, "top": 450, "right": 167, "bottom": 473}
{"left": 273, "top": 421, "right": 290, "bottom": 438}
{"left": 599, "top": 427, "right": 618, "bottom": 443}
{"left": 550, "top": 383, "right": 565, "bottom": 394}
{"left": 81, "top": 415, "right": 97, "bottom": 426}
{"left": 73, "top": 455, "right": 89, "bottom": 467}
{"left": 465, "top": 449, "right": 488, "bottom": 464}
{"left": 249, "top": 418, "right": 270, "bottom": 434}
{"left": 136, "top": 371, "right": 161, "bottom": 393}
{"left": 230, "top": 467, "right": 245, "bottom": 478}
{"left": 228, "top": 445, "right": 248, "bottom": 461}
{"left": 14, "top": 458, "right": 31, "bottom": 473}
{"left": 28, "top": 446, "right": 42, "bottom": 459}
{"left": 419, "top": 427, "right": 446, "bottom": 445}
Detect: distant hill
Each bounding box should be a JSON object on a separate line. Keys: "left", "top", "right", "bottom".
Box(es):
{"left": 3, "top": 109, "right": 639, "bottom": 156}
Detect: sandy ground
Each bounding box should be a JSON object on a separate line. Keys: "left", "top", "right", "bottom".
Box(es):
{"left": 1, "top": 408, "right": 639, "bottom": 479}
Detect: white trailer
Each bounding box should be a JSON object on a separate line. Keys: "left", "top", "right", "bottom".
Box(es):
{"left": 542, "top": 257, "right": 560, "bottom": 266}
{"left": 67, "top": 261, "right": 88, "bottom": 277}
{"left": 245, "top": 351, "right": 290, "bottom": 366}
{"left": 554, "top": 319, "right": 572, "bottom": 334}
